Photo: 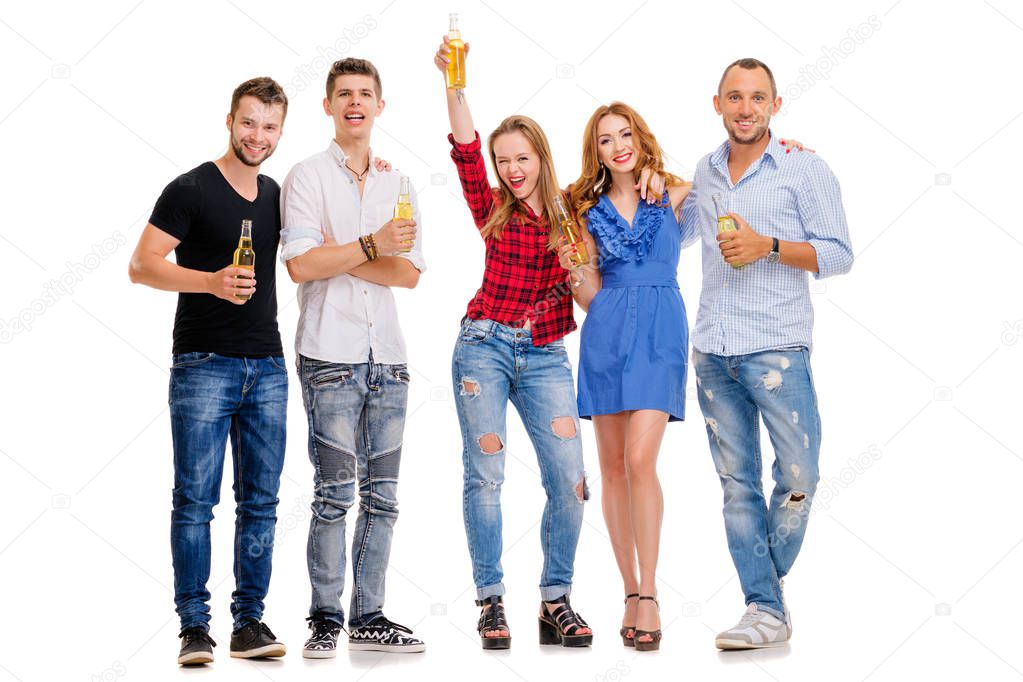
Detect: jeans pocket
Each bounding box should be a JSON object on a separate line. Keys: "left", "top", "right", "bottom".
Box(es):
{"left": 545, "top": 339, "right": 566, "bottom": 353}
{"left": 267, "top": 355, "right": 288, "bottom": 372}
{"left": 459, "top": 319, "right": 491, "bottom": 345}
{"left": 171, "top": 352, "right": 215, "bottom": 369}
{"left": 390, "top": 364, "right": 411, "bottom": 384}
{"left": 306, "top": 361, "right": 353, "bottom": 387}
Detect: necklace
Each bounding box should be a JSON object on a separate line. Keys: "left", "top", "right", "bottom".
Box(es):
{"left": 345, "top": 159, "right": 370, "bottom": 182}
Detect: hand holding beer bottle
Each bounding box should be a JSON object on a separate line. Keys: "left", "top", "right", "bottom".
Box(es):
{"left": 434, "top": 21, "right": 470, "bottom": 85}
{"left": 232, "top": 219, "right": 256, "bottom": 298}
{"left": 206, "top": 219, "right": 257, "bottom": 304}
{"left": 445, "top": 13, "right": 466, "bottom": 90}
{"left": 554, "top": 194, "right": 589, "bottom": 270}
{"left": 372, "top": 216, "right": 417, "bottom": 256}
{"left": 712, "top": 193, "right": 745, "bottom": 270}
{"left": 393, "top": 176, "right": 414, "bottom": 252}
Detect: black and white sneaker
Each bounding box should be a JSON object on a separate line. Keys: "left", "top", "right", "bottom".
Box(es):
{"left": 229, "top": 620, "right": 286, "bottom": 658}
{"left": 178, "top": 627, "right": 216, "bottom": 665}
{"left": 348, "top": 616, "right": 425, "bottom": 653}
{"left": 303, "top": 618, "right": 343, "bottom": 659}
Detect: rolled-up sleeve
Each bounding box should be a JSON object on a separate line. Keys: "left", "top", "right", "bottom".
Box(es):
{"left": 280, "top": 164, "right": 324, "bottom": 264}
{"left": 798, "top": 159, "right": 854, "bottom": 279}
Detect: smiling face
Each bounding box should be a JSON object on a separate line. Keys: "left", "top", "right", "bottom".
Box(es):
{"left": 714, "top": 65, "right": 781, "bottom": 146}
{"left": 227, "top": 95, "right": 284, "bottom": 167}
{"left": 595, "top": 113, "right": 637, "bottom": 174}
{"left": 323, "top": 73, "right": 384, "bottom": 143}
{"left": 492, "top": 130, "right": 541, "bottom": 204}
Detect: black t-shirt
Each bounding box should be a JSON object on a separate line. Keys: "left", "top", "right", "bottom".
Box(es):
{"left": 149, "top": 162, "right": 283, "bottom": 357}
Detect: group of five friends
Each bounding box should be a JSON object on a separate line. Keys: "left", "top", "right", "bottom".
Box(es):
{"left": 128, "top": 34, "right": 852, "bottom": 666}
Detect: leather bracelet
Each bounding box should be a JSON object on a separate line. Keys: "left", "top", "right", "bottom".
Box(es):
{"left": 359, "top": 235, "right": 377, "bottom": 261}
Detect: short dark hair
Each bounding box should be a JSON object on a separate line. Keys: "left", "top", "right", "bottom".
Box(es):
{"left": 325, "top": 58, "right": 382, "bottom": 99}
{"left": 718, "top": 58, "right": 777, "bottom": 100}
{"left": 230, "top": 77, "right": 288, "bottom": 119}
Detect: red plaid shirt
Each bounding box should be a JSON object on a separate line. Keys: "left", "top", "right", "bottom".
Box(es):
{"left": 449, "top": 132, "right": 576, "bottom": 346}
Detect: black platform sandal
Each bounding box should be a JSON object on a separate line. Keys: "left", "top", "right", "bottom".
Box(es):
{"left": 634, "top": 596, "right": 662, "bottom": 652}
{"left": 476, "top": 595, "right": 511, "bottom": 650}
{"left": 620, "top": 593, "right": 639, "bottom": 647}
{"left": 538, "top": 595, "right": 593, "bottom": 647}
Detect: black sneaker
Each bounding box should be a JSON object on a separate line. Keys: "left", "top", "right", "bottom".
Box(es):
{"left": 348, "top": 616, "right": 425, "bottom": 653}
{"left": 229, "top": 620, "right": 286, "bottom": 659}
{"left": 303, "top": 618, "right": 343, "bottom": 659}
{"left": 178, "top": 627, "right": 216, "bottom": 665}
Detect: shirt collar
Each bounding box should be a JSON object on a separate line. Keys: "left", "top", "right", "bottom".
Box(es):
{"left": 710, "top": 129, "right": 779, "bottom": 178}
{"left": 326, "top": 139, "right": 378, "bottom": 178}
{"left": 761, "top": 131, "right": 783, "bottom": 165}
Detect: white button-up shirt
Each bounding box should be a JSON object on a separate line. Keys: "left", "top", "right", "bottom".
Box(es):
{"left": 280, "top": 140, "right": 426, "bottom": 365}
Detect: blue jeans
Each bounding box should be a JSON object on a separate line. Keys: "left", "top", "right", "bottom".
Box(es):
{"left": 169, "top": 352, "right": 288, "bottom": 632}
{"left": 452, "top": 318, "right": 588, "bottom": 602}
{"left": 693, "top": 348, "right": 821, "bottom": 623}
{"left": 298, "top": 354, "right": 409, "bottom": 628}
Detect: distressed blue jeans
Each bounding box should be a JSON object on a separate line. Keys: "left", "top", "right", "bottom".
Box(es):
{"left": 298, "top": 354, "right": 409, "bottom": 628}
{"left": 169, "top": 352, "right": 288, "bottom": 632}
{"left": 693, "top": 348, "right": 822, "bottom": 623}
{"left": 452, "top": 318, "right": 588, "bottom": 602}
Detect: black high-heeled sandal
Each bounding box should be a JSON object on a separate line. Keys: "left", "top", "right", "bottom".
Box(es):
{"left": 634, "top": 596, "right": 662, "bottom": 652}
{"left": 620, "top": 593, "right": 639, "bottom": 647}
{"left": 476, "top": 595, "right": 511, "bottom": 650}
{"left": 538, "top": 595, "right": 593, "bottom": 647}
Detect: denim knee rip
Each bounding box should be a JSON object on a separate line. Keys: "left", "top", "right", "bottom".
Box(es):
{"left": 477, "top": 432, "right": 503, "bottom": 454}
{"left": 550, "top": 416, "right": 577, "bottom": 440}
{"left": 575, "top": 473, "right": 590, "bottom": 503}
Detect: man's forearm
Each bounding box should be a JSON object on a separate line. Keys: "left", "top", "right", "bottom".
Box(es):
{"left": 287, "top": 241, "right": 368, "bottom": 283}
{"left": 349, "top": 256, "right": 420, "bottom": 288}
{"left": 778, "top": 240, "right": 819, "bottom": 273}
{"left": 129, "top": 252, "right": 210, "bottom": 293}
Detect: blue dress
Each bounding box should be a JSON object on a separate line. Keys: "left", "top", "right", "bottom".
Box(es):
{"left": 577, "top": 193, "right": 688, "bottom": 421}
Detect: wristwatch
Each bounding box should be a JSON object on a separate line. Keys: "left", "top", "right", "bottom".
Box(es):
{"left": 766, "top": 237, "right": 780, "bottom": 264}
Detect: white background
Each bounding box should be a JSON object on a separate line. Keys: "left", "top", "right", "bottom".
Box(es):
{"left": 1, "top": 1, "right": 1020, "bottom": 680}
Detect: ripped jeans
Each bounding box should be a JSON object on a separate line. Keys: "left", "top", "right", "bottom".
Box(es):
{"left": 298, "top": 354, "right": 409, "bottom": 628}
{"left": 693, "top": 348, "right": 821, "bottom": 623}
{"left": 452, "top": 318, "right": 587, "bottom": 602}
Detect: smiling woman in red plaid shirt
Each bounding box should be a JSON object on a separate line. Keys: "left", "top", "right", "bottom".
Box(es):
{"left": 435, "top": 36, "right": 593, "bottom": 651}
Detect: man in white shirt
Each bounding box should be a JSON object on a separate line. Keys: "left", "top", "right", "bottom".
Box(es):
{"left": 280, "top": 58, "right": 426, "bottom": 657}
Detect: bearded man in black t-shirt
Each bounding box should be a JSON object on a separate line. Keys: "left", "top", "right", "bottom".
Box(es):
{"left": 128, "top": 77, "right": 290, "bottom": 666}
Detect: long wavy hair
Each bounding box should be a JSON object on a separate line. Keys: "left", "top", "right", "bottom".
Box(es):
{"left": 571, "top": 102, "right": 683, "bottom": 227}
{"left": 482, "top": 115, "right": 562, "bottom": 249}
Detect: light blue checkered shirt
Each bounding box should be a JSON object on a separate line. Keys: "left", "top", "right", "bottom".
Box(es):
{"left": 680, "top": 132, "right": 853, "bottom": 356}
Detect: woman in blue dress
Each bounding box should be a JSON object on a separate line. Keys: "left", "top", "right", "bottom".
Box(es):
{"left": 558, "top": 102, "right": 692, "bottom": 652}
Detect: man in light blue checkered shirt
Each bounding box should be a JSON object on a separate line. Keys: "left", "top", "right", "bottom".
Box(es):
{"left": 680, "top": 58, "right": 853, "bottom": 650}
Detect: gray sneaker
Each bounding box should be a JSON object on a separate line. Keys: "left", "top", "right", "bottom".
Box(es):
{"left": 715, "top": 604, "right": 791, "bottom": 650}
